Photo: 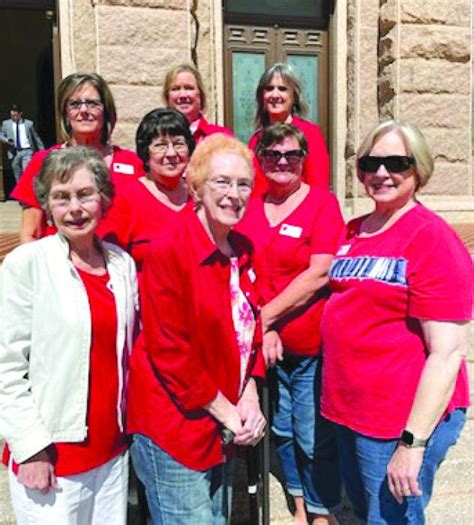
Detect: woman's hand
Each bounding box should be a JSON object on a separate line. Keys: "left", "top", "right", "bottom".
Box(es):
{"left": 262, "top": 330, "right": 283, "bottom": 368}
{"left": 17, "top": 449, "right": 57, "bottom": 494}
{"left": 205, "top": 391, "right": 243, "bottom": 437}
{"left": 234, "top": 379, "right": 266, "bottom": 447}
{"left": 387, "top": 445, "right": 424, "bottom": 503}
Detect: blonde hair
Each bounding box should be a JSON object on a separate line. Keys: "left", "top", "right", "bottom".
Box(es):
{"left": 187, "top": 134, "right": 254, "bottom": 196}
{"left": 357, "top": 120, "right": 434, "bottom": 190}
{"left": 163, "top": 64, "right": 206, "bottom": 113}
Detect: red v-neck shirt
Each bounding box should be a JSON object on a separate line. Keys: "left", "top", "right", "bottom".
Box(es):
{"left": 237, "top": 188, "right": 344, "bottom": 356}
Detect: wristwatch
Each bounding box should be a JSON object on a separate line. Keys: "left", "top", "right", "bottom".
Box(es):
{"left": 399, "top": 430, "right": 428, "bottom": 448}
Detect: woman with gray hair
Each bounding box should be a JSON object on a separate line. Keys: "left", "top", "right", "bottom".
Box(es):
{"left": 320, "top": 120, "right": 472, "bottom": 523}
{"left": 0, "top": 146, "right": 139, "bottom": 524}
{"left": 12, "top": 72, "right": 144, "bottom": 243}
{"left": 249, "top": 63, "right": 330, "bottom": 195}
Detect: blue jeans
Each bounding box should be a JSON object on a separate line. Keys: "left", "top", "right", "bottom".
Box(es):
{"left": 130, "top": 434, "right": 234, "bottom": 525}
{"left": 336, "top": 409, "right": 466, "bottom": 524}
{"left": 270, "top": 354, "right": 341, "bottom": 515}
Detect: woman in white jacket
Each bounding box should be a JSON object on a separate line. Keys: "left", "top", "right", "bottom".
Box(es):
{"left": 0, "top": 146, "right": 139, "bottom": 524}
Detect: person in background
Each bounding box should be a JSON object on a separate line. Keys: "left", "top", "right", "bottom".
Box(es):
{"left": 0, "top": 104, "right": 44, "bottom": 182}
{"left": 98, "top": 108, "right": 194, "bottom": 273}
{"left": 321, "top": 120, "right": 472, "bottom": 524}
{"left": 238, "top": 123, "right": 343, "bottom": 525}
{"left": 163, "top": 63, "right": 233, "bottom": 144}
{"left": 0, "top": 146, "right": 139, "bottom": 524}
{"left": 249, "top": 63, "right": 330, "bottom": 196}
{"left": 11, "top": 73, "right": 144, "bottom": 243}
{"left": 127, "top": 134, "right": 266, "bottom": 524}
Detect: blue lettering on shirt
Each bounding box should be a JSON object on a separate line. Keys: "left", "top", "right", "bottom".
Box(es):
{"left": 330, "top": 256, "right": 408, "bottom": 286}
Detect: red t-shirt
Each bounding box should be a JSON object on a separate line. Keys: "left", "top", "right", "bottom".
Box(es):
{"left": 321, "top": 204, "right": 473, "bottom": 439}
{"left": 11, "top": 145, "right": 145, "bottom": 238}
{"left": 237, "top": 188, "right": 344, "bottom": 356}
{"left": 248, "top": 116, "right": 330, "bottom": 196}
{"left": 97, "top": 177, "right": 192, "bottom": 272}
{"left": 127, "top": 208, "right": 265, "bottom": 471}
{"left": 5, "top": 269, "right": 127, "bottom": 476}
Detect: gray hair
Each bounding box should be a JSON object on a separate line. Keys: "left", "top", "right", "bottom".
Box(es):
{"left": 34, "top": 146, "right": 114, "bottom": 212}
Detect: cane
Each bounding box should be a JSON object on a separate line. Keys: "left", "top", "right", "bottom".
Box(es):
{"left": 221, "top": 428, "right": 235, "bottom": 524}
{"left": 247, "top": 444, "right": 261, "bottom": 524}
{"left": 261, "top": 380, "right": 270, "bottom": 525}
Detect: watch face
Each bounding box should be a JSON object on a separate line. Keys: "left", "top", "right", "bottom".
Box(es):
{"left": 401, "top": 430, "right": 414, "bottom": 445}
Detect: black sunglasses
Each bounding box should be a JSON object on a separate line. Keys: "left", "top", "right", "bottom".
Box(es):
{"left": 260, "top": 149, "right": 305, "bottom": 166}
{"left": 358, "top": 155, "right": 416, "bottom": 173}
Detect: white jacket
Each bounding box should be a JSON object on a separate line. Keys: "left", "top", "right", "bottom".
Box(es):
{"left": 0, "top": 234, "right": 139, "bottom": 464}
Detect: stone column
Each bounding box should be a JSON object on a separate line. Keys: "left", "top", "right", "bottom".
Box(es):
{"left": 379, "top": 0, "right": 473, "bottom": 219}
{"left": 345, "top": 0, "right": 380, "bottom": 216}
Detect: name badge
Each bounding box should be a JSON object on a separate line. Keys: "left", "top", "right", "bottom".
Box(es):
{"left": 113, "top": 162, "right": 135, "bottom": 175}
{"left": 279, "top": 224, "right": 302, "bottom": 239}
{"left": 248, "top": 268, "right": 256, "bottom": 283}
{"left": 337, "top": 244, "right": 351, "bottom": 256}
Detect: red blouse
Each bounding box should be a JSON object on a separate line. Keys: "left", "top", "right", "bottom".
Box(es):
{"left": 127, "top": 208, "right": 265, "bottom": 470}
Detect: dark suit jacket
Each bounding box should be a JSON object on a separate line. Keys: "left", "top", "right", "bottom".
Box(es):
{"left": 0, "top": 118, "right": 45, "bottom": 160}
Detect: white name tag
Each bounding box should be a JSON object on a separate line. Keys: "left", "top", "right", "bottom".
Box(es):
{"left": 337, "top": 244, "right": 351, "bottom": 256}
{"left": 279, "top": 224, "right": 302, "bottom": 239}
{"left": 113, "top": 162, "right": 135, "bottom": 175}
{"left": 248, "top": 268, "right": 256, "bottom": 283}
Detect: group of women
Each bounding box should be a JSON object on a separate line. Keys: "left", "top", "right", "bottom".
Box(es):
{"left": 0, "top": 60, "right": 471, "bottom": 525}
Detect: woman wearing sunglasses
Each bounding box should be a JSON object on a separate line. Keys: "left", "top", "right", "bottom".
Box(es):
{"left": 320, "top": 120, "right": 472, "bottom": 524}
{"left": 238, "top": 123, "right": 344, "bottom": 525}
{"left": 249, "top": 63, "right": 330, "bottom": 196}
{"left": 12, "top": 73, "right": 144, "bottom": 243}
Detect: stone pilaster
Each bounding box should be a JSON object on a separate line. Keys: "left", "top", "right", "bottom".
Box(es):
{"left": 379, "top": 0, "right": 472, "bottom": 200}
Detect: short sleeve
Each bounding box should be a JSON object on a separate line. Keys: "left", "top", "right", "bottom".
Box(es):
{"left": 310, "top": 192, "right": 345, "bottom": 255}
{"left": 407, "top": 223, "right": 473, "bottom": 321}
{"left": 11, "top": 150, "right": 49, "bottom": 208}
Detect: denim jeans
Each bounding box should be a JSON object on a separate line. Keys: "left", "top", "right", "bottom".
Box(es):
{"left": 130, "top": 434, "right": 234, "bottom": 525}
{"left": 270, "top": 354, "right": 341, "bottom": 515}
{"left": 335, "top": 409, "right": 466, "bottom": 524}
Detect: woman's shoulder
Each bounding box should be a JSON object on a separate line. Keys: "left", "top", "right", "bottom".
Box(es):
{"left": 2, "top": 235, "right": 61, "bottom": 272}
{"left": 408, "top": 204, "right": 470, "bottom": 250}
{"left": 111, "top": 145, "right": 145, "bottom": 176}
{"left": 292, "top": 116, "right": 322, "bottom": 135}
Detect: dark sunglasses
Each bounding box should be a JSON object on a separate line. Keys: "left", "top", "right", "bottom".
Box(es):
{"left": 260, "top": 149, "right": 305, "bottom": 166}
{"left": 358, "top": 155, "right": 416, "bottom": 173}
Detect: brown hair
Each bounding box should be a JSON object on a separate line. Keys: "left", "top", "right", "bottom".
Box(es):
{"left": 57, "top": 73, "right": 117, "bottom": 145}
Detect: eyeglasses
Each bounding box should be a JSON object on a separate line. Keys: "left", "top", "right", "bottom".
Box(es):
{"left": 67, "top": 99, "right": 104, "bottom": 112}
{"left": 358, "top": 155, "right": 416, "bottom": 173}
{"left": 207, "top": 177, "right": 253, "bottom": 196}
{"left": 49, "top": 188, "right": 100, "bottom": 208}
{"left": 259, "top": 149, "right": 305, "bottom": 166}
{"left": 149, "top": 140, "right": 188, "bottom": 154}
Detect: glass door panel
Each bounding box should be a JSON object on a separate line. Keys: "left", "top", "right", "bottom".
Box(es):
{"left": 287, "top": 54, "right": 319, "bottom": 124}
{"left": 231, "top": 52, "right": 266, "bottom": 143}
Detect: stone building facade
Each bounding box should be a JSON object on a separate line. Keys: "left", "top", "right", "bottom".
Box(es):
{"left": 57, "top": 0, "right": 473, "bottom": 221}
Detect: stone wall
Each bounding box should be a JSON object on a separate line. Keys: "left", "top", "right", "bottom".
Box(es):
{"left": 345, "top": 0, "right": 473, "bottom": 219}
{"left": 59, "top": 0, "right": 203, "bottom": 149}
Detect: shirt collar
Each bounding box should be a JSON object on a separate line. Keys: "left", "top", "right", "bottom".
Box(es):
{"left": 186, "top": 208, "right": 250, "bottom": 267}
